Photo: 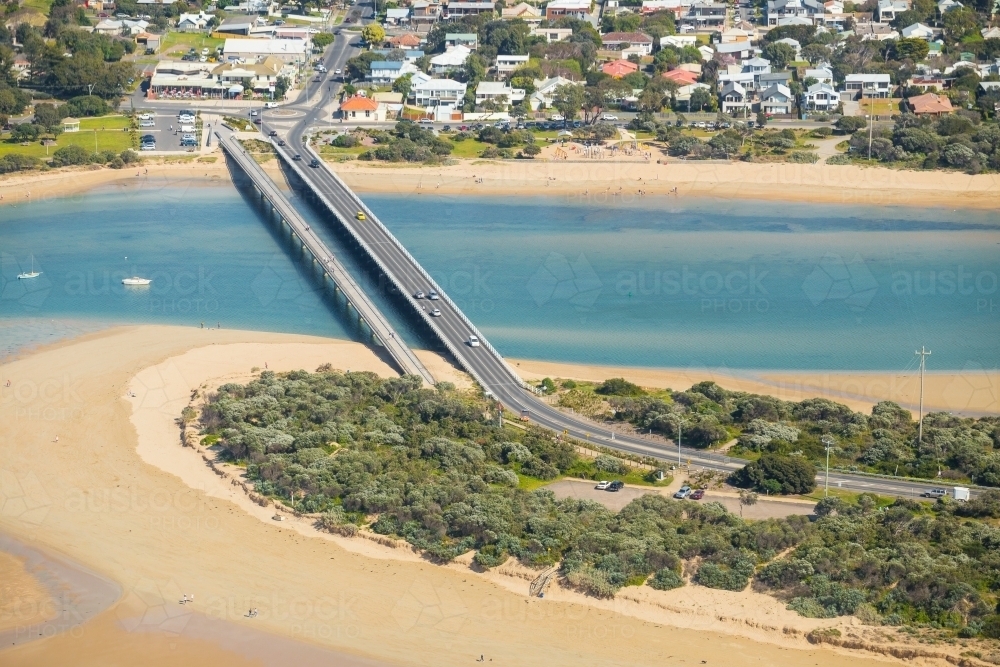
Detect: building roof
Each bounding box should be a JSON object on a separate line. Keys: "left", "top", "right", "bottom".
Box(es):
{"left": 602, "top": 31, "right": 654, "bottom": 43}
{"left": 601, "top": 59, "right": 639, "bottom": 77}
{"left": 445, "top": 32, "right": 477, "bottom": 40}
{"left": 430, "top": 45, "right": 472, "bottom": 66}
{"left": 720, "top": 81, "right": 746, "bottom": 96}
{"left": 908, "top": 92, "right": 953, "bottom": 114}
{"left": 413, "top": 78, "right": 468, "bottom": 90}
{"left": 845, "top": 72, "right": 890, "bottom": 82}
{"left": 502, "top": 2, "right": 542, "bottom": 16}
{"left": 546, "top": 0, "right": 591, "bottom": 9}
{"left": 805, "top": 81, "right": 836, "bottom": 94}
{"left": 476, "top": 81, "right": 512, "bottom": 94}
{"left": 715, "top": 41, "right": 753, "bottom": 53}
{"left": 371, "top": 61, "right": 405, "bottom": 70}
{"left": 386, "top": 7, "right": 410, "bottom": 17}
{"left": 662, "top": 68, "right": 699, "bottom": 84}
{"left": 761, "top": 83, "right": 792, "bottom": 99}
{"left": 223, "top": 38, "right": 307, "bottom": 56}
{"left": 340, "top": 95, "right": 380, "bottom": 111}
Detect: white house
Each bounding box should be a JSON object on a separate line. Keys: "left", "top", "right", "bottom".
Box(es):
{"left": 775, "top": 37, "right": 801, "bottom": 56}
{"left": 876, "top": 0, "right": 908, "bottom": 23}
{"left": 766, "top": 0, "right": 825, "bottom": 26}
{"left": 981, "top": 26, "right": 1000, "bottom": 39}
{"left": 223, "top": 38, "right": 307, "bottom": 64}
{"left": 529, "top": 76, "right": 573, "bottom": 109}
{"left": 844, "top": 72, "right": 891, "bottom": 98}
{"left": 544, "top": 0, "right": 592, "bottom": 20}
{"left": 475, "top": 81, "right": 525, "bottom": 107}
{"left": 412, "top": 78, "right": 467, "bottom": 109}
{"left": 902, "top": 22, "right": 935, "bottom": 39}
{"left": 177, "top": 11, "right": 212, "bottom": 31}
{"left": 719, "top": 81, "right": 750, "bottom": 115}
{"left": 430, "top": 45, "right": 471, "bottom": 73}
{"left": 368, "top": 61, "right": 418, "bottom": 84}
{"left": 661, "top": 34, "right": 697, "bottom": 48}
{"left": 802, "top": 81, "right": 838, "bottom": 110}
{"left": 495, "top": 54, "right": 529, "bottom": 76}
{"left": 601, "top": 32, "right": 654, "bottom": 56}
{"left": 530, "top": 27, "right": 573, "bottom": 42}
{"left": 760, "top": 84, "right": 793, "bottom": 114}
{"left": 805, "top": 64, "right": 834, "bottom": 85}
{"left": 714, "top": 40, "right": 755, "bottom": 59}
{"left": 697, "top": 44, "right": 715, "bottom": 60}
{"left": 937, "top": 0, "right": 962, "bottom": 13}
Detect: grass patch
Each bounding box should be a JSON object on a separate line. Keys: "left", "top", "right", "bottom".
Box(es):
{"left": 197, "top": 156, "right": 218, "bottom": 163}
{"left": 859, "top": 98, "right": 902, "bottom": 116}
{"left": 517, "top": 473, "right": 557, "bottom": 491}
{"left": 798, "top": 488, "right": 896, "bottom": 507}
{"left": 0, "top": 127, "right": 135, "bottom": 159}
{"left": 21, "top": 0, "right": 53, "bottom": 14}
{"left": 159, "top": 32, "right": 225, "bottom": 56}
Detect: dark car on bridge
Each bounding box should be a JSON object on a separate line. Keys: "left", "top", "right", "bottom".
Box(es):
{"left": 310, "top": 158, "right": 320, "bottom": 168}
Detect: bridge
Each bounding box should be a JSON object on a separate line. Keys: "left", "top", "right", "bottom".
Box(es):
{"left": 218, "top": 134, "right": 435, "bottom": 385}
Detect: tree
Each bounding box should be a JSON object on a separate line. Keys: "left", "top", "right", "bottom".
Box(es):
{"left": 800, "top": 43, "right": 830, "bottom": 65}
{"left": 33, "top": 103, "right": 62, "bottom": 130}
{"left": 362, "top": 24, "right": 386, "bottom": 45}
{"left": 551, "top": 83, "right": 585, "bottom": 120}
{"left": 836, "top": 115, "right": 867, "bottom": 133}
{"left": 731, "top": 454, "right": 817, "bottom": 495}
{"left": 942, "top": 6, "right": 979, "bottom": 41}
{"left": 893, "top": 37, "right": 929, "bottom": 61}
{"left": 689, "top": 87, "right": 711, "bottom": 112}
{"left": 756, "top": 110, "right": 767, "bottom": 127}
{"left": 313, "top": 32, "right": 334, "bottom": 49}
{"left": 761, "top": 42, "right": 796, "bottom": 70}
{"left": 738, "top": 489, "right": 758, "bottom": 518}
{"left": 346, "top": 51, "right": 381, "bottom": 81}
{"left": 392, "top": 72, "right": 414, "bottom": 99}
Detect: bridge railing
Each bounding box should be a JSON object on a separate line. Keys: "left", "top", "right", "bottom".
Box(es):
{"left": 296, "top": 139, "right": 539, "bottom": 396}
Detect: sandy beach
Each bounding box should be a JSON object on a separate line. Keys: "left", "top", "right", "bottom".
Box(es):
{"left": 1, "top": 324, "right": 970, "bottom": 667}
{"left": 3, "top": 326, "right": 998, "bottom": 666}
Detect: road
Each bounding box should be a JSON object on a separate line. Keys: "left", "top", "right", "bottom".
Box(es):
{"left": 242, "top": 9, "right": 983, "bottom": 502}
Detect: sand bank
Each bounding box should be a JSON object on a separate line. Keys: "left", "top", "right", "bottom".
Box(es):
{"left": 0, "top": 324, "right": 926, "bottom": 667}
{"left": 510, "top": 358, "right": 1000, "bottom": 416}
{"left": 330, "top": 158, "right": 1000, "bottom": 211}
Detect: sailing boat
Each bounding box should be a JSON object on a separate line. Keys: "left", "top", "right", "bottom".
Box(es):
{"left": 17, "top": 255, "right": 41, "bottom": 280}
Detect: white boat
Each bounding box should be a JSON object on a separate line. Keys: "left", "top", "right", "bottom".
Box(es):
{"left": 17, "top": 255, "right": 40, "bottom": 280}
{"left": 122, "top": 277, "right": 152, "bottom": 286}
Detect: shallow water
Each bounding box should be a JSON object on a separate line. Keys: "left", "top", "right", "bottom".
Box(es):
{"left": 1, "top": 184, "right": 998, "bottom": 371}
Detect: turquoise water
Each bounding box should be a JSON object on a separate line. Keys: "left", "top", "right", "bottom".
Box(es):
{"left": 2, "top": 183, "right": 998, "bottom": 371}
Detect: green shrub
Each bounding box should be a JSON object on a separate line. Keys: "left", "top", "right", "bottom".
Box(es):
{"left": 595, "top": 378, "right": 645, "bottom": 396}
{"left": 649, "top": 568, "right": 684, "bottom": 590}
{"left": 51, "top": 144, "right": 93, "bottom": 167}
{"left": 730, "top": 454, "right": 817, "bottom": 494}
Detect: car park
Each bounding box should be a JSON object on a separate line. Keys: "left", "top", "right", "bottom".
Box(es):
{"left": 430, "top": 308, "right": 442, "bottom": 317}
{"left": 608, "top": 481, "right": 624, "bottom": 492}
{"left": 468, "top": 335, "right": 479, "bottom": 347}
{"left": 595, "top": 481, "right": 610, "bottom": 490}
{"left": 673, "top": 485, "right": 692, "bottom": 499}
{"left": 689, "top": 489, "right": 705, "bottom": 500}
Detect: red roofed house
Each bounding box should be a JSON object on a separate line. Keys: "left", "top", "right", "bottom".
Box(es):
{"left": 389, "top": 33, "right": 422, "bottom": 48}
{"left": 602, "top": 59, "right": 639, "bottom": 78}
{"left": 661, "top": 68, "right": 699, "bottom": 86}
{"left": 340, "top": 94, "right": 386, "bottom": 122}
{"left": 907, "top": 93, "right": 953, "bottom": 116}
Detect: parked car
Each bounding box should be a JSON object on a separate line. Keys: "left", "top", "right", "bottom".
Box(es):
{"left": 140, "top": 142, "right": 155, "bottom": 151}
{"left": 601, "top": 114, "right": 618, "bottom": 121}
{"left": 442, "top": 125, "right": 451, "bottom": 131}
{"left": 673, "top": 485, "right": 692, "bottom": 499}
{"left": 418, "top": 119, "right": 434, "bottom": 124}
{"left": 608, "top": 481, "right": 624, "bottom": 492}
{"left": 138, "top": 113, "right": 153, "bottom": 121}
{"left": 595, "top": 481, "right": 611, "bottom": 490}
{"left": 550, "top": 113, "right": 564, "bottom": 121}
{"left": 689, "top": 489, "right": 705, "bottom": 500}
{"left": 468, "top": 335, "right": 480, "bottom": 347}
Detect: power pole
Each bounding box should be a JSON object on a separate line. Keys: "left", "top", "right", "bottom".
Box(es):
{"left": 671, "top": 415, "right": 687, "bottom": 469}
{"left": 821, "top": 434, "right": 834, "bottom": 497}
{"left": 916, "top": 346, "right": 931, "bottom": 444}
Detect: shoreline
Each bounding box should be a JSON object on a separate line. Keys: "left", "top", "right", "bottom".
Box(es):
{"left": 0, "top": 324, "right": 958, "bottom": 667}
{"left": 4, "top": 154, "right": 1000, "bottom": 211}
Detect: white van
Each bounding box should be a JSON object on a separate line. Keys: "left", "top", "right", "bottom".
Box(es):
{"left": 180, "top": 124, "right": 195, "bottom": 133}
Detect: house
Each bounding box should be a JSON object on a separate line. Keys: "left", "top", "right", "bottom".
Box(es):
{"left": 93, "top": 18, "right": 123, "bottom": 35}
{"left": 719, "top": 81, "right": 750, "bottom": 114}
{"left": 937, "top": 0, "right": 962, "bottom": 13}
{"left": 601, "top": 32, "right": 654, "bottom": 55}
{"left": 661, "top": 34, "right": 698, "bottom": 48}
{"left": 855, "top": 21, "right": 898, "bottom": 40}
{"left": 369, "top": 61, "right": 417, "bottom": 84}
{"left": 901, "top": 22, "right": 935, "bottom": 39}
{"left": 136, "top": 32, "right": 161, "bottom": 53}
{"left": 743, "top": 56, "right": 771, "bottom": 75}
{"left": 760, "top": 83, "right": 793, "bottom": 114}
{"left": 430, "top": 45, "right": 471, "bottom": 73}
{"left": 682, "top": 2, "right": 727, "bottom": 28}
{"left": 766, "top": 0, "right": 825, "bottom": 26}
{"left": 802, "top": 81, "right": 838, "bottom": 110}
{"left": 545, "top": 0, "right": 592, "bottom": 20}
{"left": 412, "top": 78, "right": 467, "bottom": 118}
{"left": 662, "top": 67, "right": 700, "bottom": 85}
{"left": 531, "top": 27, "right": 574, "bottom": 42}
{"left": 844, "top": 72, "right": 891, "bottom": 98}
{"left": 907, "top": 92, "right": 953, "bottom": 115}
{"left": 373, "top": 48, "right": 425, "bottom": 63}
{"left": 386, "top": 7, "right": 411, "bottom": 24}
{"left": 411, "top": 0, "right": 442, "bottom": 24}
{"left": 776, "top": 15, "right": 815, "bottom": 26}
{"left": 389, "top": 33, "right": 423, "bottom": 48}
{"left": 602, "top": 58, "right": 640, "bottom": 77}
{"left": 720, "top": 27, "right": 753, "bottom": 42}
{"left": 926, "top": 41, "right": 943, "bottom": 57}
{"left": 372, "top": 91, "right": 404, "bottom": 116}
{"left": 475, "top": 81, "right": 525, "bottom": 107}
{"left": 223, "top": 38, "right": 307, "bottom": 63}
{"left": 529, "top": 76, "right": 574, "bottom": 109}
{"left": 805, "top": 64, "right": 834, "bottom": 85}
{"left": 876, "top": 0, "right": 908, "bottom": 23}
{"left": 177, "top": 11, "right": 212, "bottom": 31}
{"left": 759, "top": 71, "right": 791, "bottom": 91}
{"left": 714, "top": 40, "right": 754, "bottom": 59}
{"left": 216, "top": 18, "right": 255, "bottom": 35}
{"left": 907, "top": 75, "right": 945, "bottom": 91}
{"left": 697, "top": 44, "right": 715, "bottom": 60}
{"left": 982, "top": 26, "right": 1000, "bottom": 39}
{"left": 444, "top": 1, "right": 495, "bottom": 18}
{"left": 339, "top": 94, "right": 386, "bottom": 121}
{"left": 775, "top": 37, "right": 801, "bottom": 56}
{"left": 212, "top": 56, "right": 291, "bottom": 94}
{"left": 12, "top": 54, "right": 30, "bottom": 79}
{"left": 445, "top": 33, "right": 478, "bottom": 49}
{"left": 495, "top": 54, "right": 530, "bottom": 77}
{"left": 676, "top": 82, "right": 712, "bottom": 109}
{"left": 502, "top": 2, "right": 542, "bottom": 21}
{"left": 642, "top": 0, "right": 684, "bottom": 12}
{"left": 148, "top": 61, "right": 225, "bottom": 98}
{"left": 61, "top": 117, "right": 80, "bottom": 132}
{"left": 717, "top": 64, "right": 756, "bottom": 91}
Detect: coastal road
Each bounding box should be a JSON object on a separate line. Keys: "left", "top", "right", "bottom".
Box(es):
{"left": 255, "top": 15, "right": 984, "bottom": 502}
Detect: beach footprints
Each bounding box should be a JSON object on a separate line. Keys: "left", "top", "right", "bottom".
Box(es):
{"left": 390, "top": 577, "right": 468, "bottom": 636}
{"left": 0, "top": 469, "right": 52, "bottom": 527}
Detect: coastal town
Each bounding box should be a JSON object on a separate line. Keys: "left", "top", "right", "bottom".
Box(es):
{"left": 1, "top": 0, "right": 1000, "bottom": 666}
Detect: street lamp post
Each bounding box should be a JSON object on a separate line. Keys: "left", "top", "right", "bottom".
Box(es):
{"left": 821, "top": 434, "right": 835, "bottom": 497}
{"left": 671, "top": 415, "right": 688, "bottom": 469}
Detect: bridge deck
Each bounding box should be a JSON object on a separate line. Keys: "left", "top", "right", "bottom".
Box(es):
{"left": 219, "top": 135, "right": 435, "bottom": 385}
